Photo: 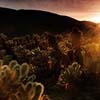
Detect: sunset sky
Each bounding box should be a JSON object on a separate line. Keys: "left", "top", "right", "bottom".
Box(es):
{"left": 0, "top": 0, "right": 100, "bottom": 22}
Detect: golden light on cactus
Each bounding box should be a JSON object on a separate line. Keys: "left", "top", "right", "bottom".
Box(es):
{"left": 9, "top": 60, "right": 18, "bottom": 69}
{"left": 0, "top": 60, "right": 45, "bottom": 100}
{"left": 9, "top": 70, "right": 17, "bottom": 82}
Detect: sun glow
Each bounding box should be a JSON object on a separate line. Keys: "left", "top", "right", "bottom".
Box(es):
{"left": 90, "top": 16, "right": 100, "bottom": 23}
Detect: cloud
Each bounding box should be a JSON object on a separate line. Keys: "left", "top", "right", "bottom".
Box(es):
{"left": 0, "top": 0, "right": 29, "bottom": 2}
{"left": 0, "top": 0, "right": 100, "bottom": 14}
{"left": 0, "top": 0, "right": 100, "bottom": 21}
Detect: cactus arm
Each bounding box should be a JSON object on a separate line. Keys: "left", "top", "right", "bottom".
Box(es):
{"left": 31, "top": 82, "right": 44, "bottom": 100}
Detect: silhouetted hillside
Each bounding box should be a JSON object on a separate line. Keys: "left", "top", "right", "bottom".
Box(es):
{"left": 0, "top": 7, "right": 98, "bottom": 36}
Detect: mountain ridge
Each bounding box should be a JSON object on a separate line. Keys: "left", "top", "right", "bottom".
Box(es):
{"left": 0, "top": 7, "right": 98, "bottom": 37}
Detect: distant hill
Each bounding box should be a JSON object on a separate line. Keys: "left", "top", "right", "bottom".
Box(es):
{"left": 0, "top": 7, "right": 98, "bottom": 37}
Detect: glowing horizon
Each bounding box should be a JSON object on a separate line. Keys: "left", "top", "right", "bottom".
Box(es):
{"left": 0, "top": 0, "right": 100, "bottom": 23}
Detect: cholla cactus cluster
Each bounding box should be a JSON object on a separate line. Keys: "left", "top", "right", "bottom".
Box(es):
{"left": 58, "top": 62, "right": 82, "bottom": 86}
{"left": 0, "top": 60, "right": 45, "bottom": 100}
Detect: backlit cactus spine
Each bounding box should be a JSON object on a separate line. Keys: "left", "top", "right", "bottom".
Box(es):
{"left": 0, "top": 60, "right": 46, "bottom": 100}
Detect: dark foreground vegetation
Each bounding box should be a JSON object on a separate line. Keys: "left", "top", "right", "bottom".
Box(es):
{"left": 0, "top": 28, "right": 100, "bottom": 100}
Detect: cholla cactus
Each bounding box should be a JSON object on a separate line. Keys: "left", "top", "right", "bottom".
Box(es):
{"left": 58, "top": 62, "right": 82, "bottom": 86}
{"left": 9, "top": 60, "right": 18, "bottom": 69}
{"left": 28, "top": 82, "right": 44, "bottom": 100}
{"left": 20, "top": 63, "right": 30, "bottom": 79}
{"left": 9, "top": 82, "right": 45, "bottom": 100}
{"left": 0, "top": 60, "right": 45, "bottom": 100}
